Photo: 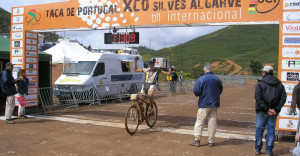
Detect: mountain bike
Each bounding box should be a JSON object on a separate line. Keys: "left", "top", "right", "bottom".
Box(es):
{"left": 125, "top": 93, "right": 158, "bottom": 135}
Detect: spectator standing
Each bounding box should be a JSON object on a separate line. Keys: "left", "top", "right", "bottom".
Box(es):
{"left": 167, "top": 68, "right": 173, "bottom": 93}
{"left": 16, "top": 69, "right": 29, "bottom": 119}
{"left": 171, "top": 69, "right": 178, "bottom": 93}
{"left": 293, "top": 132, "right": 300, "bottom": 156}
{"left": 290, "top": 80, "right": 300, "bottom": 114}
{"left": 289, "top": 80, "right": 300, "bottom": 156}
{"left": 155, "top": 74, "right": 160, "bottom": 91}
{"left": 178, "top": 71, "right": 184, "bottom": 91}
{"left": 190, "top": 63, "right": 223, "bottom": 147}
{"left": 254, "top": 65, "right": 286, "bottom": 156}
{"left": 1, "top": 62, "right": 18, "bottom": 124}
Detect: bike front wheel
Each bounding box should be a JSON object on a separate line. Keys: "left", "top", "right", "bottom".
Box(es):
{"left": 125, "top": 105, "right": 140, "bottom": 135}
{"left": 145, "top": 102, "right": 158, "bottom": 128}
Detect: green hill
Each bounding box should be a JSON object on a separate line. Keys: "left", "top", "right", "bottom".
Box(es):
{"left": 0, "top": 8, "right": 11, "bottom": 34}
{"left": 140, "top": 25, "right": 279, "bottom": 76}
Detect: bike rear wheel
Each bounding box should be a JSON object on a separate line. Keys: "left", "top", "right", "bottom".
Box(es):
{"left": 145, "top": 102, "right": 158, "bottom": 128}
{"left": 125, "top": 105, "right": 140, "bottom": 135}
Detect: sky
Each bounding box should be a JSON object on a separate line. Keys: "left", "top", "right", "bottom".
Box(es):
{"left": 0, "top": 0, "right": 226, "bottom": 50}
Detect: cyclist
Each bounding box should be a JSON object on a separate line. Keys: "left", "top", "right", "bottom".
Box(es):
{"left": 134, "top": 56, "right": 172, "bottom": 103}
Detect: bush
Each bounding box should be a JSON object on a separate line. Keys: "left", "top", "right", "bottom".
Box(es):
{"left": 250, "top": 60, "right": 262, "bottom": 76}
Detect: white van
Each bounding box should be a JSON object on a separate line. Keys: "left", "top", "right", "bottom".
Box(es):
{"left": 55, "top": 52, "right": 145, "bottom": 86}
{"left": 54, "top": 52, "right": 145, "bottom": 103}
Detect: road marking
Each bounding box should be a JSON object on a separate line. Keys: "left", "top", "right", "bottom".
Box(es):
{"left": 0, "top": 115, "right": 255, "bottom": 141}
{"left": 219, "top": 111, "right": 256, "bottom": 116}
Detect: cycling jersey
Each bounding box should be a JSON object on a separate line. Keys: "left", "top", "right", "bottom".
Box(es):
{"left": 143, "top": 68, "right": 161, "bottom": 85}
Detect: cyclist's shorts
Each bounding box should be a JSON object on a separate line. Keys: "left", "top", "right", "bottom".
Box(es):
{"left": 141, "top": 83, "right": 155, "bottom": 95}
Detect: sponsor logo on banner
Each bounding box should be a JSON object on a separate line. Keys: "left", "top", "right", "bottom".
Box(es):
{"left": 26, "top": 51, "right": 37, "bottom": 57}
{"left": 284, "top": 96, "right": 293, "bottom": 106}
{"left": 12, "top": 49, "right": 23, "bottom": 56}
{"left": 284, "top": 0, "right": 300, "bottom": 10}
{"left": 287, "top": 72, "right": 299, "bottom": 81}
{"left": 27, "top": 76, "right": 37, "bottom": 81}
{"left": 26, "top": 39, "right": 37, "bottom": 45}
{"left": 27, "top": 100, "right": 37, "bottom": 106}
{"left": 25, "top": 94, "right": 37, "bottom": 100}
{"left": 283, "top": 24, "right": 300, "bottom": 34}
{"left": 12, "top": 65, "right": 23, "bottom": 78}
{"left": 12, "top": 32, "right": 23, "bottom": 39}
{"left": 26, "top": 45, "right": 37, "bottom": 51}
{"left": 12, "top": 24, "right": 23, "bottom": 31}
{"left": 13, "top": 16, "right": 24, "bottom": 24}
{"left": 26, "top": 64, "right": 37, "bottom": 69}
{"left": 26, "top": 32, "right": 38, "bottom": 39}
{"left": 11, "top": 57, "right": 23, "bottom": 64}
{"left": 283, "top": 83, "right": 297, "bottom": 94}
{"left": 13, "top": 8, "right": 24, "bottom": 15}
{"left": 28, "top": 88, "right": 37, "bottom": 94}
{"left": 282, "top": 60, "right": 300, "bottom": 70}
{"left": 280, "top": 107, "right": 299, "bottom": 118}
{"left": 28, "top": 82, "right": 37, "bottom": 87}
{"left": 284, "top": 12, "right": 300, "bottom": 22}
{"left": 282, "top": 47, "right": 300, "bottom": 58}
{"left": 281, "top": 72, "right": 299, "bottom": 82}
{"left": 12, "top": 41, "right": 23, "bottom": 48}
{"left": 248, "top": 0, "right": 280, "bottom": 14}
{"left": 26, "top": 70, "right": 37, "bottom": 75}
{"left": 283, "top": 36, "right": 300, "bottom": 45}
{"left": 25, "top": 9, "right": 41, "bottom": 25}
{"left": 26, "top": 58, "right": 37, "bottom": 63}
{"left": 279, "top": 119, "right": 298, "bottom": 130}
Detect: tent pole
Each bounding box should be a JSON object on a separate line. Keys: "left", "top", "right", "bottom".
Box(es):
{"left": 50, "top": 61, "right": 52, "bottom": 86}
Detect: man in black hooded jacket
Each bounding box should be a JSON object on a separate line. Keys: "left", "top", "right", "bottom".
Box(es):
{"left": 254, "top": 65, "right": 286, "bottom": 156}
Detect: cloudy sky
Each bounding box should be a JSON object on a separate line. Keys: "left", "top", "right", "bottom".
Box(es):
{"left": 1, "top": 0, "right": 226, "bottom": 50}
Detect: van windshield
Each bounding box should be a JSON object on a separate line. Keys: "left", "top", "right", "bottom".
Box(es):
{"left": 64, "top": 61, "right": 96, "bottom": 75}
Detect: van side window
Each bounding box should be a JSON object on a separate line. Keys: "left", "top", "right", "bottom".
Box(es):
{"left": 93, "top": 63, "right": 105, "bottom": 76}
{"left": 121, "top": 61, "right": 130, "bottom": 72}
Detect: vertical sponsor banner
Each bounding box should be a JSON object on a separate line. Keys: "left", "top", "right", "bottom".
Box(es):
{"left": 276, "top": 0, "right": 300, "bottom": 132}
{"left": 24, "top": 31, "right": 39, "bottom": 107}
{"left": 10, "top": 7, "right": 39, "bottom": 108}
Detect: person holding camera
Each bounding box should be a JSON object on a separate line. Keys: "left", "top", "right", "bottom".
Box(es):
{"left": 1, "top": 62, "right": 18, "bottom": 124}
{"left": 134, "top": 56, "right": 172, "bottom": 103}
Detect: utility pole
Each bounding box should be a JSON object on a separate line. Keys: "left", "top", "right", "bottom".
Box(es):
{"left": 149, "top": 40, "right": 152, "bottom": 51}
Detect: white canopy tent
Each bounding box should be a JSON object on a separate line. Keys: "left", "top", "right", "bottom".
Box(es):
{"left": 44, "top": 39, "right": 91, "bottom": 64}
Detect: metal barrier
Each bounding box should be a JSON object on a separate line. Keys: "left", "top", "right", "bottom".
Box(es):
{"left": 39, "top": 82, "right": 144, "bottom": 113}
{"left": 39, "top": 86, "right": 80, "bottom": 113}
{"left": 71, "top": 85, "right": 101, "bottom": 106}
{"left": 38, "top": 75, "right": 261, "bottom": 113}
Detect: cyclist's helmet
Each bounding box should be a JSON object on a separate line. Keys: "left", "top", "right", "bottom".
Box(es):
{"left": 148, "top": 58, "right": 156, "bottom": 65}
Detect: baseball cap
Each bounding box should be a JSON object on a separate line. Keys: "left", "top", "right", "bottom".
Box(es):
{"left": 5, "top": 62, "right": 14, "bottom": 67}
{"left": 261, "top": 65, "right": 273, "bottom": 72}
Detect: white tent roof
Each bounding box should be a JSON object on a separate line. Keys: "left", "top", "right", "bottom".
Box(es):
{"left": 44, "top": 40, "right": 91, "bottom": 64}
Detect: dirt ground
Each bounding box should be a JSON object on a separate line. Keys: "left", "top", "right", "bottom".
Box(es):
{"left": 0, "top": 80, "right": 295, "bottom": 156}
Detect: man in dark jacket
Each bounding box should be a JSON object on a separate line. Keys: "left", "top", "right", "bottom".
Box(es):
{"left": 189, "top": 63, "right": 223, "bottom": 147}
{"left": 254, "top": 65, "right": 286, "bottom": 156}
{"left": 1, "top": 62, "right": 18, "bottom": 124}
{"left": 171, "top": 70, "right": 178, "bottom": 93}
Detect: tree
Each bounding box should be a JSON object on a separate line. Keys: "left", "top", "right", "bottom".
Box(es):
{"left": 250, "top": 60, "right": 262, "bottom": 76}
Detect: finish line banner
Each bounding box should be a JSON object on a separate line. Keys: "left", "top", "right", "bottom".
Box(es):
{"left": 13, "top": 0, "right": 282, "bottom": 31}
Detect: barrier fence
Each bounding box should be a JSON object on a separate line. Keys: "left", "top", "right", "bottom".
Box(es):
{"left": 38, "top": 75, "right": 254, "bottom": 113}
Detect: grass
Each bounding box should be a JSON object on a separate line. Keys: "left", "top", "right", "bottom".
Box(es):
{"left": 137, "top": 25, "right": 279, "bottom": 75}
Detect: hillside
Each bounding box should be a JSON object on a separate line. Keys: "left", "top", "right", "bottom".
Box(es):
{"left": 140, "top": 25, "right": 279, "bottom": 76}
{"left": 0, "top": 7, "right": 59, "bottom": 42}
{"left": 0, "top": 8, "right": 11, "bottom": 34}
